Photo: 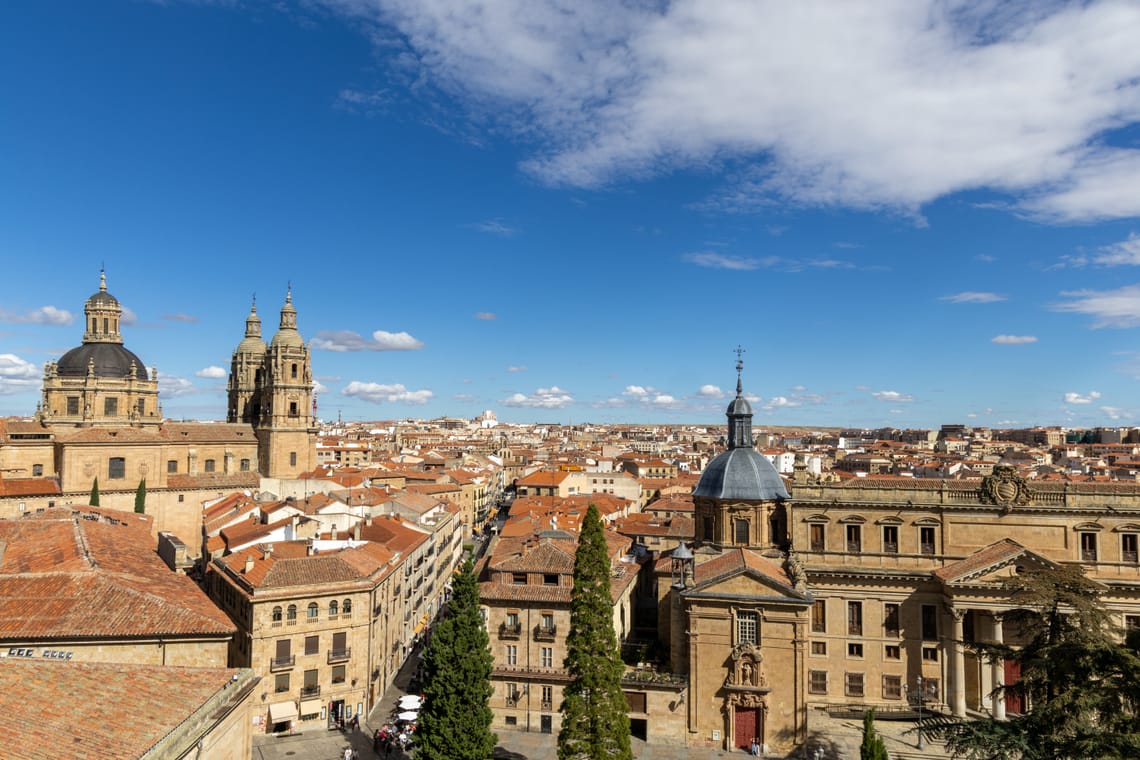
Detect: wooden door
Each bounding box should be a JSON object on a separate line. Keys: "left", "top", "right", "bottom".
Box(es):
{"left": 734, "top": 707, "right": 758, "bottom": 750}
{"left": 1004, "top": 659, "right": 1023, "bottom": 714}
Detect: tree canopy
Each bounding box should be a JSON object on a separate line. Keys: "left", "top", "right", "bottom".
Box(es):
{"left": 89, "top": 477, "right": 99, "bottom": 507}
{"left": 927, "top": 564, "right": 1140, "bottom": 760}
{"left": 558, "top": 503, "right": 632, "bottom": 760}
{"left": 860, "top": 708, "right": 888, "bottom": 760}
{"left": 415, "top": 558, "right": 497, "bottom": 760}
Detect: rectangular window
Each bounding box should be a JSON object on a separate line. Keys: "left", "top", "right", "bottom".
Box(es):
{"left": 32, "top": 464, "right": 43, "bottom": 477}
{"left": 290, "top": 452, "right": 297, "bottom": 467}
{"left": 289, "top": 401, "right": 299, "bottom": 417}
{"left": 922, "top": 646, "right": 939, "bottom": 662}
{"left": 543, "top": 574, "right": 558, "bottom": 586}
{"left": 305, "top": 636, "right": 319, "bottom": 655}
{"left": 541, "top": 647, "right": 553, "bottom": 668}
{"left": 811, "top": 641, "right": 827, "bottom": 655}
{"left": 66, "top": 397, "right": 79, "bottom": 415}
{"left": 1125, "top": 615, "right": 1140, "bottom": 630}
{"left": 920, "top": 526, "right": 936, "bottom": 555}
{"left": 703, "top": 515, "right": 714, "bottom": 542}
{"left": 924, "top": 678, "right": 940, "bottom": 702}
{"left": 506, "top": 611, "right": 519, "bottom": 628}
{"left": 735, "top": 519, "right": 749, "bottom": 544}
{"left": 883, "top": 674, "right": 902, "bottom": 700}
{"left": 275, "top": 673, "right": 290, "bottom": 693}
{"left": 104, "top": 397, "right": 118, "bottom": 416}
{"left": 1123, "top": 534, "right": 1139, "bottom": 564}
{"left": 921, "top": 605, "right": 938, "bottom": 640}
{"left": 811, "top": 600, "right": 826, "bottom": 633}
{"left": 204, "top": 459, "right": 216, "bottom": 473}
{"left": 809, "top": 523, "right": 825, "bottom": 552}
{"left": 884, "top": 603, "right": 900, "bottom": 637}
{"left": 332, "top": 665, "right": 346, "bottom": 684}
{"left": 844, "top": 672, "right": 865, "bottom": 697}
{"left": 241, "top": 458, "right": 251, "bottom": 472}
{"left": 1080, "top": 532, "right": 1098, "bottom": 562}
{"left": 846, "top": 524, "right": 862, "bottom": 553}
{"left": 108, "top": 457, "right": 125, "bottom": 480}
{"left": 737, "top": 611, "right": 759, "bottom": 645}
{"left": 303, "top": 669, "right": 318, "bottom": 694}
{"left": 541, "top": 685, "right": 553, "bottom": 709}
{"left": 847, "top": 643, "right": 863, "bottom": 657}
{"left": 808, "top": 670, "right": 828, "bottom": 695}
{"left": 848, "top": 601, "right": 863, "bottom": 636}
{"left": 137, "top": 398, "right": 145, "bottom": 417}
{"left": 167, "top": 460, "right": 177, "bottom": 473}
{"left": 505, "top": 645, "right": 517, "bottom": 666}
{"left": 884, "top": 644, "right": 900, "bottom": 660}
{"left": 882, "top": 525, "right": 898, "bottom": 553}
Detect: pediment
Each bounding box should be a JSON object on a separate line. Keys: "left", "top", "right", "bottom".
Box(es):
{"left": 934, "top": 539, "right": 1060, "bottom": 586}
{"left": 684, "top": 549, "right": 808, "bottom": 601}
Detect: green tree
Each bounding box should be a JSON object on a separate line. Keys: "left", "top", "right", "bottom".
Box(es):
{"left": 415, "top": 558, "right": 496, "bottom": 760}
{"left": 134, "top": 478, "right": 146, "bottom": 513}
{"left": 558, "top": 503, "right": 632, "bottom": 760}
{"left": 89, "top": 477, "right": 99, "bottom": 506}
{"left": 860, "top": 708, "right": 888, "bottom": 760}
{"left": 928, "top": 564, "right": 1140, "bottom": 760}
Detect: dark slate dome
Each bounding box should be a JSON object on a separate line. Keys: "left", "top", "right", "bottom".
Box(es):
{"left": 693, "top": 447, "right": 789, "bottom": 501}
{"left": 86, "top": 288, "right": 119, "bottom": 307}
{"left": 56, "top": 343, "right": 149, "bottom": 379}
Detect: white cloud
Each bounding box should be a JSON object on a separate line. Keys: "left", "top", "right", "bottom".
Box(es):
{"left": 333, "top": 1, "right": 1140, "bottom": 221}
{"left": 1092, "top": 232, "right": 1140, "bottom": 267}
{"left": 158, "top": 375, "right": 196, "bottom": 397}
{"left": 1052, "top": 284, "right": 1140, "bottom": 328}
{"left": 871, "top": 390, "right": 914, "bottom": 403}
{"left": 763, "top": 396, "right": 800, "bottom": 410}
{"left": 312, "top": 329, "right": 425, "bottom": 351}
{"left": 507, "top": 365, "right": 527, "bottom": 373}
{"left": 1101, "top": 405, "right": 1124, "bottom": 420}
{"left": 195, "top": 366, "right": 227, "bottom": 379}
{"left": 683, "top": 252, "right": 771, "bottom": 271}
{"left": 502, "top": 386, "right": 574, "bottom": 409}
{"left": 474, "top": 312, "right": 497, "bottom": 320}
{"left": 468, "top": 219, "right": 519, "bottom": 237}
{"left": 622, "top": 385, "right": 649, "bottom": 398}
{"left": 162, "top": 313, "right": 199, "bottom": 323}
{"left": 941, "top": 292, "right": 1006, "bottom": 304}
{"left": 313, "top": 381, "right": 329, "bottom": 395}
{"left": 0, "top": 305, "right": 74, "bottom": 325}
{"left": 696, "top": 384, "right": 724, "bottom": 399}
{"left": 343, "top": 381, "right": 434, "bottom": 405}
{"left": 0, "top": 353, "right": 40, "bottom": 394}
{"left": 120, "top": 306, "right": 138, "bottom": 326}
{"left": 1064, "top": 391, "right": 1101, "bottom": 405}
{"left": 991, "top": 335, "right": 1038, "bottom": 345}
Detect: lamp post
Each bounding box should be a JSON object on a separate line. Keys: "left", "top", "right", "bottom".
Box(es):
{"left": 904, "top": 675, "right": 926, "bottom": 750}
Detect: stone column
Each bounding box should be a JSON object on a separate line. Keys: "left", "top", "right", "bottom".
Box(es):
{"left": 991, "top": 613, "right": 1006, "bottom": 720}
{"left": 949, "top": 606, "right": 967, "bottom": 717}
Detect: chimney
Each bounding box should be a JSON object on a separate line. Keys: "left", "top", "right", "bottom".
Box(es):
{"left": 263, "top": 543, "right": 273, "bottom": 560}
{"left": 354, "top": 522, "right": 361, "bottom": 541}
{"left": 244, "top": 554, "right": 254, "bottom": 574}
{"left": 331, "top": 526, "right": 338, "bottom": 541}
{"left": 306, "top": 540, "right": 315, "bottom": 557}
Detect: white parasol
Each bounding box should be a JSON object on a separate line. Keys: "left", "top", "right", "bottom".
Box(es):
{"left": 398, "top": 696, "right": 423, "bottom": 707}
{"left": 397, "top": 710, "right": 419, "bottom": 721}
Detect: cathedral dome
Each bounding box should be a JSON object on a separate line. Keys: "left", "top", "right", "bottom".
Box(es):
{"left": 236, "top": 302, "right": 267, "bottom": 354}
{"left": 693, "top": 447, "right": 789, "bottom": 501}
{"left": 56, "top": 343, "right": 149, "bottom": 379}
{"left": 270, "top": 291, "right": 304, "bottom": 349}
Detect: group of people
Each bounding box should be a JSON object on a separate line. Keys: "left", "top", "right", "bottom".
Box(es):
{"left": 373, "top": 723, "right": 413, "bottom": 757}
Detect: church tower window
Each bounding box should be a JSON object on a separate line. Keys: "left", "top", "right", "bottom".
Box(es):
{"left": 734, "top": 519, "right": 749, "bottom": 545}
{"left": 737, "top": 610, "right": 759, "bottom": 645}
{"left": 108, "top": 457, "right": 125, "bottom": 479}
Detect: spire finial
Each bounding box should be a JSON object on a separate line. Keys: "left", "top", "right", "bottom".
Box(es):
{"left": 251, "top": 293, "right": 257, "bottom": 313}
{"left": 734, "top": 345, "right": 745, "bottom": 394}
{"left": 99, "top": 267, "right": 107, "bottom": 292}
{"left": 286, "top": 281, "right": 292, "bottom": 304}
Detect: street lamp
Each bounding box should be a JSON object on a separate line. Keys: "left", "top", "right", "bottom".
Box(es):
{"left": 904, "top": 676, "right": 926, "bottom": 750}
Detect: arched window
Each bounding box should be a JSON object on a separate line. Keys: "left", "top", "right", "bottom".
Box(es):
{"left": 329, "top": 600, "right": 339, "bottom": 617}
{"left": 286, "top": 604, "right": 297, "bottom": 621}
{"left": 307, "top": 602, "right": 319, "bottom": 619}
{"left": 272, "top": 606, "right": 283, "bottom": 622}
{"left": 342, "top": 599, "right": 352, "bottom": 615}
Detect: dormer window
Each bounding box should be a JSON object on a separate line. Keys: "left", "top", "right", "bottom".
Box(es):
{"left": 512, "top": 573, "right": 527, "bottom": 585}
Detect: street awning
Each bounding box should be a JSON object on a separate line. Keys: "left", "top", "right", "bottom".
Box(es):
{"left": 299, "top": 699, "right": 322, "bottom": 717}
{"left": 268, "top": 701, "right": 298, "bottom": 724}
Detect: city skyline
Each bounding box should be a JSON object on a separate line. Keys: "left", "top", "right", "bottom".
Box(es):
{"left": 3, "top": 1, "right": 1140, "bottom": 428}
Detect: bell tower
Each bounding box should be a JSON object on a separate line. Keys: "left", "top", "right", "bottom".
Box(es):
{"left": 227, "top": 298, "right": 266, "bottom": 424}
{"left": 255, "top": 289, "right": 317, "bottom": 478}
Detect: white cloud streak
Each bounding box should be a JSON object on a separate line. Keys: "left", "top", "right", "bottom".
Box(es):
{"left": 502, "top": 386, "right": 574, "bottom": 409}
{"left": 0, "top": 354, "right": 40, "bottom": 394}
{"left": 313, "top": 329, "right": 425, "bottom": 351}
{"left": 1053, "top": 284, "right": 1140, "bottom": 328}
{"left": 991, "top": 335, "right": 1038, "bottom": 344}
{"left": 323, "top": 0, "right": 1140, "bottom": 221}
{"left": 1064, "top": 390, "right": 1101, "bottom": 404}
{"left": 0, "top": 306, "right": 74, "bottom": 325}
{"left": 941, "top": 292, "right": 1006, "bottom": 304}
{"left": 195, "top": 366, "right": 227, "bottom": 379}
{"left": 343, "top": 381, "right": 434, "bottom": 405}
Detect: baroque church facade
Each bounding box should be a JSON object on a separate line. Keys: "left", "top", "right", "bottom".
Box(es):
{"left": 0, "top": 273, "right": 317, "bottom": 540}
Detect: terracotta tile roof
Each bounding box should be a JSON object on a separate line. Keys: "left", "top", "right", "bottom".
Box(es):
{"left": 217, "top": 543, "right": 391, "bottom": 591}
{"left": 692, "top": 548, "right": 794, "bottom": 590}
{"left": 167, "top": 472, "right": 260, "bottom": 490}
{"left": 0, "top": 477, "right": 61, "bottom": 497}
{"left": 0, "top": 660, "right": 249, "bottom": 760}
{"left": 0, "top": 513, "right": 234, "bottom": 639}
{"left": 933, "top": 538, "right": 1028, "bottom": 582}
{"left": 516, "top": 470, "right": 571, "bottom": 487}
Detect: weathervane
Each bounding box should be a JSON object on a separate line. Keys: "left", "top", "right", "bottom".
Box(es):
{"left": 735, "top": 345, "right": 745, "bottom": 394}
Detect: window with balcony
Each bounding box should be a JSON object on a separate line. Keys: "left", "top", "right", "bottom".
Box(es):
{"left": 302, "top": 669, "right": 319, "bottom": 697}
{"left": 921, "top": 604, "right": 938, "bottom": 640}
{"left": 808, "top": 670, "right": 828, "bottom": 695}
{"left": 1080, "top": 531, "right": 1098, "bottom": 562}
{"left": 342, "top": 599, "right": 352, "bottom": 616}
{"left": 810, "top": 523, "right": 825, "bottom": 552}
{"left": 287, "top": 605, "right": 298, "bottom": 624}
{"left": 811, "top": 600, "right": 826, "bottom": 633}
{"left": 737, "top": 610, "right": 759, "bottom": 645}
{"left": 882, "top": 525, "right": 898, "bottom": 553}
{"left": 307, "top": 602, "right": 319, "bottom": 620}
{"left": 272, "top": 606, "right": 283, "bottom": 623}
{"left": 1124, "top": 533, "right": 1139, "bottom": 564}
{"left": 847, "top": 601, "right": 863, "bottom": 636}
{"left": 846, "top": 524, "right": 862, "bottom": 553}
{"left": 329, "top": 600, "right": 339, "bottom": 618}
{"left": 920, "top": 526, "right": 936, "bottom": 555}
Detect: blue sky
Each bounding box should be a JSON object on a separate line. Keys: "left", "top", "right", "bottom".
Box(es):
{"left": 3, "top": 1, "right": 1140, "bottom": 429}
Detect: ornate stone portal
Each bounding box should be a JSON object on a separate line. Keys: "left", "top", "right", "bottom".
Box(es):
{"left": 724, "top": 643, "right": 768, "bottom": 691}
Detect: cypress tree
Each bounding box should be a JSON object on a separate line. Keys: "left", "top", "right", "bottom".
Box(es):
{"left": 860, "top": 708, "right": 888, "bottom": 760}
{"left": 134, "top": 478, "right": 146, "bottom": 513}
{"left": 415, "top": 558, "right": 496, "bottom": 760}
{"left": 558, "top": 503, "right": 632, "bottom": 760}
{"left": 89, "top": 477, "right": 99, "bottom": 506}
